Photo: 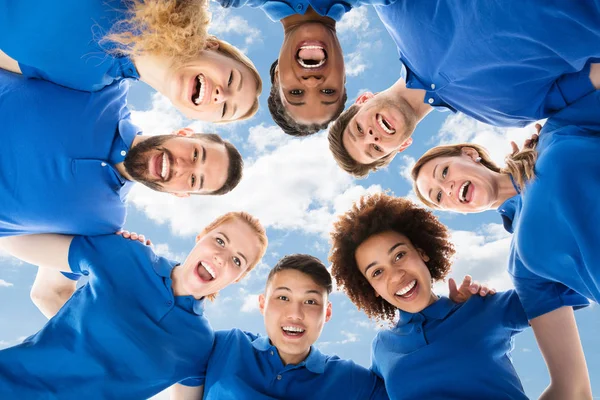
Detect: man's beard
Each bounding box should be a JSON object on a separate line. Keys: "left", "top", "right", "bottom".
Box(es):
{"left": 123, "top": 135, "right": 173, "bottom": 192}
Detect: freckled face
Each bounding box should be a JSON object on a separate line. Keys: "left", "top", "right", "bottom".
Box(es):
{"left": 355, "top": 231, "right": 436, "bottom": 314}
{"left": 260, "top": 269, "right": 331, "bottom": 365}
{"left": 177, "top": 218, "right": 261, "bottom": 298}
{"left": 416, "top": 155, "right": 498, "bottom": 213}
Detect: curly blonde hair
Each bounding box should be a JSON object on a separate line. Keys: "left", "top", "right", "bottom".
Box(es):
{"left": 411, "top": 140, "right": 538, "bottom": 209}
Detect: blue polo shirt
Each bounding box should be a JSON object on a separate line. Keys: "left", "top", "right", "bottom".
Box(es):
{"left": 0, "top": 235, "right": 213, "bottom": 399}
{"left": 0, "top": 69, "right": 138, "bottom": 239}
{"left": 374, "top": 0, "right": 600, "bottom": 127}
{"left": 200, "top": 329, "right": 388, "bottom": 399}
{"left": 0, "top": 0, "right": 139, "bottom": 91}
{"left": 371, "top": 293, "right": 528, "bottom": 400}
{"left": 218, "top": 0, "right": 394, "bottom": 22}
{"left": 498, "top": 91, "right": 600, "bottom": 318}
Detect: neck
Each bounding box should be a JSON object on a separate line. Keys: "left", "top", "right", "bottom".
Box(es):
{"left": 277, "top": 344, "right": 311, "bottom": 366}
{"left": 170, "top": 264, "right": 187, "bottom": 297}
{"left": 281, "top": 8, "right": 336, "bottom": 32}
{"left": 132, "top": 54, "right": 173, "bottom": 96}
{"left": 112, "top": 135, "right": 148, "bottom": 181}
{"left": 388, "top": 78, "right": 432, "bottom": 122}
{"left": 491, "top": 173, "right": 519, "bottom": 209}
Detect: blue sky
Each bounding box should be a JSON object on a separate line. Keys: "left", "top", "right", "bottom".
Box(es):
{"left": 0, "top": 3, "right": 599, "bottom": 399}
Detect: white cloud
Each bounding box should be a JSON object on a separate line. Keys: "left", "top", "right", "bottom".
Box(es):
{"left": 0, "top": 279, "right": 13, "bottom": 288}
{"left": 337, "top": 7, "right": 369, "bottom": 35}
{"left": 344, "top": 50, "right": 368, "bottom": 77}
{"left": 435, "top": 113, "right": 542, "bottom": 164}
{"left": 246, "top": 123, "right": 291, "bottom": 153}
{"left": 240, "top": 294, "right": 260, "bottom": 313}
{"left": 209, "top": 7, "right": 262, "bottom": 47}
{"left": 398, "top": 155, "right": 416, "bottom": 183}
{"left": 152, "top": 243, "right": 187, "bottom": 262}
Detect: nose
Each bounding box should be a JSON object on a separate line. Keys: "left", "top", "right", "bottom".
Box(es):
{"left": 286, "top": 301, "right": 304, "bottom": 320}
{"left": 301, "top": 75, "right": 323, "bottom": 88}
{"left": 212, "top": 85, "right": 226, "bottom": 104}
{"left": 213, "top": 252, "right": 225, "bottom": 268}
{"left": 390, "top": 267, "right": 406, "bottom": 284}
{"left": 365, "top": 127, "right": 380, "bottom": 143}
{"left": 443, "top": 180, "right": 454, "bottom": 197}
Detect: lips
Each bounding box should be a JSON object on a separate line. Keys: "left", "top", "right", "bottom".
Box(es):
{"left": 196, "top": 260, "right": 216, "bottom": 282}
{"left": 376, "top": 113, "right": 396, "bottom": 135}
{"left": 296, "top": 41, "right": 327, "bottom": 70}
{"left": 190, "top": 74, "right": 209, "bottom": 106}
{"left": 151, "top": 152, "right": 169, "bottom": 181}
{"left": 281, "top": 325, "right": 306, "bottom": 339}
{"left": 394, "top": 279, "right": 418, "bottom": 300}
{"left": 459, "top": 181, "right": 474, "bottom": 203}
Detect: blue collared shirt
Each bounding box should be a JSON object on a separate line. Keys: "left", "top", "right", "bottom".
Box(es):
{"left": 218, "top": 0, "right": 395, "bottom": 22}
{"left": 371, "top": 293, "right": 529, "bottom": 400}
{"left": 374, "top": 0, "right": 600, "bottom": 127}
{"left": 0, "top": 235, "right": 213, "bottom": 399}
{"left": 200, "top": 329, "right": 388, "bottom": 399}
{"left": 0, "top": 0, "right": 139, "bottom": 91}
{"left": 498, "top": 90, "right": 600, "bottom": 318}
{"left": 0, "top": 69, "right": 139, "bottom": 239}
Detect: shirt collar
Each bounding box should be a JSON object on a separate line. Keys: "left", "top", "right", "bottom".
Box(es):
{"left": 497, "top": 194, "right": 521, "bottom": 234}
{"left": 252, "top": 336, "right": 327, "bottom": 374}
{"left": 397, "top": 296, "right": 456, "bottom": 327}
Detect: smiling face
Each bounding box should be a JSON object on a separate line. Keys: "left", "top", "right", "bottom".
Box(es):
{"left": 124, "top": 131, "right": 229, "bottom": 195}
{"left": 342, "top": 93, "right": 416, "bottom": 164}
{"left": 165, "top": 48, "right": 259, "bottom": 122}
{"left": 277, "top": 23, "right": 345, "bottom": 125}
{"left": 415, "top": 151, "right": 499, "bottom": 213}
{"left": 259, "top": 269, "right": 332, "bottom": 365}
{"left": 176, "top": 217, "right": 262, "bottom": 299}
{"left": 355, "top": 231, "right": 437, "bottom": 314}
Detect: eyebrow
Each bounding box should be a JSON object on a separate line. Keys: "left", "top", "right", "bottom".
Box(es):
{"left": 217, "top": 231, "right": 248, "bottom": 264}
{"left": 273, "top": 287, "right": 324, "bottom": 295}
{"left": 363, "top": 242, "right": 406, "bottom": 274}
{"left": 201, "top": 146, "right": 206, "bottom": 163}
{"left": 287, "top": 100, "right": 305, "bottom": 106}
{"left": 237, "top": 69, "right": 243, "bottom": 92}
{"left": 428, "top": 165, "right": 438, "bottom": 201}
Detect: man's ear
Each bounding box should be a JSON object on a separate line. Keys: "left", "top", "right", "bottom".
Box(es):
{"left": 355, "top": 92, "right": 375, "bottom": 105}
{"left": 325, "top": 301, "right": 333, "bottom": 322}
{"left": 172, "top": 127, "right": 195, "bottom": 137}
{"left": 395, "top": 137, "right": 413, "bottom": 154}
{"left": 258, "top": 293, "right": 266, "bottom": 315}
{"left": 171, "top": 192, "right": 191, "bottom": 198}
{"left": 204, "top": 39, "right": 220, "bottom": 51}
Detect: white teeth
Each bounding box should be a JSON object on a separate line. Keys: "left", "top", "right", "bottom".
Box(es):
{"left": 300, "top": 45, "right": 323, "bottom": 50}
{"left": 377, "top": 114, "right": 396, "bottom": 134}
{"left": 161, "top": 153, "right": 167, "bottom": 179}
{"left": 395, "top": 280, "right": 416, "bottom": 296}
{"left": 297, "top": 58, "right": 326, "bottom": 69}
{"left": 282, "top": 326, "right": 305, "bottom": 333}
{"left": 200, "top": 261, "right": 215, "bottom": 279}
{"left": 459, "top": 181, "right": 471, "bottom": 202}
{"left": 194, "top": 75, "right": 206, "bottom": 105}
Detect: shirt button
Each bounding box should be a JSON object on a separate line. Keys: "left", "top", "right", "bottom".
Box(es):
{"left": 428, "top": 98, "right": 434, "bottom": 104}
{"left": 167, "top": 300, "right": 173, "bottom": 306}
{"left": 430, "top": 83, "right": 436, "bottom": 89}
{"left": 296, "top": 4, "right": 303, "bottom": 10}
{"left": 416, "top": 327, "right": 422, "bottom": 333}
{"left": 121, "top": 150, "right": 127, "bottom": 156}
{"left": 101, "top": 162, "right": 107, "bottom": 167}
{"left": 270, "top": 351, "right": 274, "bottom": 356}
{"left": 276, "top": 375, "right": 282, "bottom": 380}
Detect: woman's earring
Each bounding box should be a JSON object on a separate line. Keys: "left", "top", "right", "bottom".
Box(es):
{"left": 475, "top": 157, "right": 482, "bottom": 163}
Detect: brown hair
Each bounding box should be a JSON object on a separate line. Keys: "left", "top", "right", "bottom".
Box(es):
{"left": 197, "top": 211, "right": 268, "bottom": 300}
{"left": 266, "top": 254, "right": 332, "bottom": 295}
{"left": 268, "top": 60, "right": 347, "bottom": 136}
{"left": 411, "top": 141, "right": 538, "bottom": 209}
{"left": 329, "top": 193, "right": 455, "bottom": 323}
{"left": 327, "top": 104, "right": 396, "bottom": 178}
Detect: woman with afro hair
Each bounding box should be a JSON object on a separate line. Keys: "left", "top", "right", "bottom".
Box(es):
{"left": 330, "top": 193, "right": 533, "bottom": 400}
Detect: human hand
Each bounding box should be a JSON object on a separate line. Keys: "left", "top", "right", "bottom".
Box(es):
{"left": 448, "top": 275, "right": 496, "bottom": 303}
{"left": 115, "top": 230, "right": 152, "bottom": 246}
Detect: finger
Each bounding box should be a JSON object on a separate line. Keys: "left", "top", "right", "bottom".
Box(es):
{"left": 479, "top": 287, "right": 488, "bottom": 296}
{"left": 460, "top": 275, "right": 473, "bottom": 290}
{"left": 469, "top": 280, "right": 480, "bottom": 294}
{"left": 122, "top": 231, "right": 131, "bottom": 238}
{"left": 448, "top": 278, "right": 458, "bottom": 296}
{"left": 146, "top": 239, "right": 153, "bottom": 246}
{"left": 130, "top": 232, "right": 138, "bottom": 240}
{"left": 489, "top": 289, "right": 497, "bottom": 295}
{"left": 510, "top": 141, "right": 519, "bottom": 154}
{"left": 535, "top": 123, "right": 542, "bottom": 134}
{"left": 138, "top": 234, "right": 146, "bottom": 243}
{"left": 115, "top": 230, "right": 123, "bottom": 235}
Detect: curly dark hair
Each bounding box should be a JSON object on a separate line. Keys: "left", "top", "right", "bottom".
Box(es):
{"left": 268, "top": 60, "right": 347, "bottom": 137}
{"left": 329, "top": 193, "right": 455, "bottom": 322}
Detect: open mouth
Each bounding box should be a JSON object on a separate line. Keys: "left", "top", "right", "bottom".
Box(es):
{"left": 376, "top": 113, "right": 396, "bottom": 134}
{"left": 296, "top": 44, "right": 327, "bottom": 70}
{"left": 196, "top": 261, "right": 216, "bottom": 282}
{"left": 281, "top": 326, "right": 306, "bottom": 338}
{"left": 191, "top": 74, "right": 207, "bottom": 105}
{"left": 151, "top": 152, "right": 170, "bottom": 182}
{"left": 395, "top": 279, "right": 418, "bottom": 299}
{"left": 459, "top": 181, "right": 472, "bottom": 203}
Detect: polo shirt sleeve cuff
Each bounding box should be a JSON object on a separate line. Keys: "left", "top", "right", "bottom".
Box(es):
{"left": 17, "top": 62, "right": 40, "bottom": 79}
{"left": 178, "top": 377, "right": 204, "bottom": 387}
{"left": 554, "top": 61, "right": 595, "bottom": 106}
{"left": 67, "top": 236, "right": 91, "bottom": 276}
{"left": 513, "top": 276, "right": 590, "bottom": 320}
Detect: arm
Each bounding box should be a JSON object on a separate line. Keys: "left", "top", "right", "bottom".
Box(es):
{"left": 170, "top": 384, "right": 204, "bottom": 400}
{"left": 530, "top": 307, "right": 592, "bottom": 400}
{"left": 0, "top": 234, "right": 73, "bottom": 272}
{"left": 0, "top": 50, "right": 22, "bottom": 74}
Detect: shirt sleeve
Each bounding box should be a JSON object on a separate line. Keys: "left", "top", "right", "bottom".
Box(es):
{"left": 509, "top": 266, "right": 589, "bottom": 321}
{"left": 552, "top": 61, "right": 596, "bottom": 110}
{"left": 495, "top": 290, "right": 529, "bottom": 331}
{"left": 543, "top": 89, "right": 600, "bottom": 132}
{"left": 67, "top": 236, "right": 94, "bottom": 276}
{"left": 178, "top": 378, "right": 204, "bottom": 387}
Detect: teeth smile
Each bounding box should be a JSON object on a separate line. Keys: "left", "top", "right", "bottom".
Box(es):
{"left": 395, "top": 280, "right": 416, "bottom": 296}
{"left": 200, "top": 261, "right": 215, "bottom": 279}
{"left": 297, "top": 45, "right": 326, "bottom": 69}
{"left": 193, "top": 74, "right": 206, "bottom": 105}
{"left": 161, "top": 153, "right": 167, "bottom": 180}
{"left": 377, "top": 114, "right": 396, "bottom": 134}
{"left": 282, "top": 326, "right": 305, "bottom": 333}
{"left": 459, "top": 181, "right": 471, "bottom": 202}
